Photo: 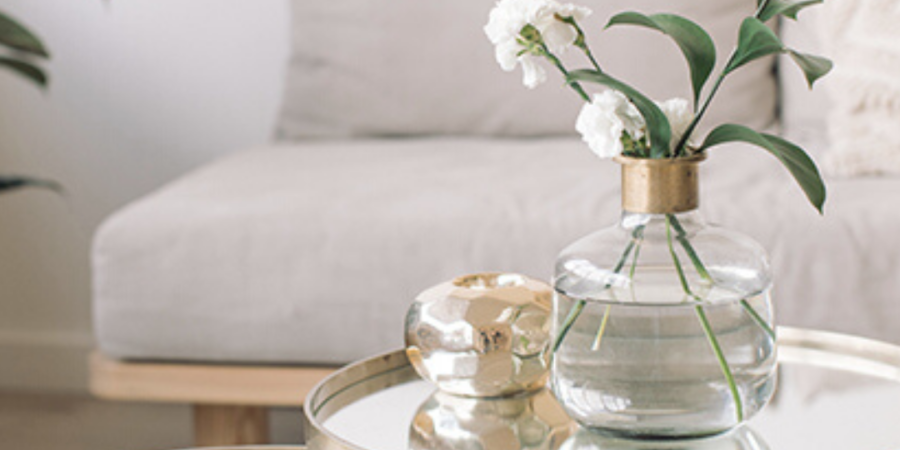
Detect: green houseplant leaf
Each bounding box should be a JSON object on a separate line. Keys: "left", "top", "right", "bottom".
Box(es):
{"left": 0, "top": 11, "right": 49, "bottom": 57}
{"left": 758, "top": 0, "right": 823, "bottom": 22}
{"left": 0, "top": 56, "right": 47, "bottom": 86}
{"left": 725, "top": 17, "right": 830, "bottom": 90}
{"left": 0, "top": 175, "right": 62, "bottom": 194}
{"left": 568, "top": 69, "right": 672, "bottom": 159}
{"left": 788, "top": 50, "right": 833, "bottom": 88}
{"left": 725, "top": 18, "right": 785, "bottom": 74}
{"left": 606, "top": 12, "right": 716, "bottom": 108}
{"left": 700, "top": 124, "right": 826, "bottom": 213}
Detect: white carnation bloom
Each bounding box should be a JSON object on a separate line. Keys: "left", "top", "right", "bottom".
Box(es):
{"left": 656, "top": 97, "right": 694, "bottom": 150}
{"left": 576, "top": 90, "right": 644, "bottom": 159}
{"left": 532, "top": 3, "right": 591, "bottom": 54}
{"left": 519, "top": 57, "right": 547, "bottom": 88}
{"left": 484, "top": 0, "right": 591, "bottom": 88}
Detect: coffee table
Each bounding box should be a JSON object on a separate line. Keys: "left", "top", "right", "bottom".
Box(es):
{"left": 303, "top": 327, "right": 900, "bottom": 450}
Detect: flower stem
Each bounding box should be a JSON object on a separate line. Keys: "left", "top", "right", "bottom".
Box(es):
{"left": 553, "top": 299, "right": 586, "bottom": 352}
{"left": 676, "top": 0, "right": 771, "bottom": 157}
{"left": 695, "top": 304, "right": 745, "bottom": 424}
{"left": 665, "top": 216, "right": 694, "bottom": 296}
{"left": 741, "top": 299, "right": 776, "bottom": 340}
{"left": 667, "top": 214, "right": 712, "bottom": 282}
{"left": 675, "top": 71, "right": 726, "bottom": 156}
{"left": 666, "top": 215, "right": 743, "bottom": 424}
{"left": 587, "top": 231, "right": 644, "bottom": 352}
{"left": 590, "top": 225, "right": 645, "bottom": 351}
{"left": 557, "top": 15, "right": 603, "bottom": 74}
{"left": 590, "top": 305, "right": 613, "bottom": 351}
{"left": 628, "top": 229, "right": 644, "bottom": 279}
{"left": 539, "top": 43, "right": 591, "bottom": 102}
{"left": 552, "top": 224, "right": 646, "bottom": 353}
{"left": 668, "top": 214, "right": 775, "bottom": 340}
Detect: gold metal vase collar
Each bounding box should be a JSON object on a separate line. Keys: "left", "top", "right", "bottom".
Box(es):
{"left": 615, "top": 154, "right": 705, "bottom": 214}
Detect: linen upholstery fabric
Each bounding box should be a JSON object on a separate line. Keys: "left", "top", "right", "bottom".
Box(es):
{"left": 93, "top": 139, "right": 900, "bottom": 364}
{"left": 815, "top": 0, "right": 900, "bottom": 176}
{"left": 275, "top": 0, "right": 777, "bottom": 139}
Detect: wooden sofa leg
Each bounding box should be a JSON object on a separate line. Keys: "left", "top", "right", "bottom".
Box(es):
{"left": 193, "top": 404, "right": 269, "bottom": 446}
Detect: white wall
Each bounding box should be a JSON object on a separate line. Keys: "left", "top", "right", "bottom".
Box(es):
{"left": 0, "top": 0, "right": 289, "bottom": 391}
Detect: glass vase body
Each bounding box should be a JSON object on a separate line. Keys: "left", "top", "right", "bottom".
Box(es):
{"left": 550, "top": 157, "right": 777, "bottom": 438}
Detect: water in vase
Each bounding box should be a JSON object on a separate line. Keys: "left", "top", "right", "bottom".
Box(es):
{"left": 550, "top": 267, "right": 777, "bottom": 438}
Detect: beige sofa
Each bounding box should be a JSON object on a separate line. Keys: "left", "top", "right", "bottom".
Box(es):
{"left": 90, "top": 0, "right": 900, "bottom": 445}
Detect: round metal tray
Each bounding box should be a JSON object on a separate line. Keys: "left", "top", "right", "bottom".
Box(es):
{"left": 304, "top": 327, "right": 900, "bottom": 450}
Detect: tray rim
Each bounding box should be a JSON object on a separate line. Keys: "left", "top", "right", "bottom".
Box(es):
{"left": 304, "top": 326, "right": 900, "bottom": 450}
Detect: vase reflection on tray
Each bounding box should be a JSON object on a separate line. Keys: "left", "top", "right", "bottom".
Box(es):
{"left": 559, "top": 426, "right": 769, "bottom": 450}
{"left": 409, "top": 389, "right": 575, "bottom": 450}
{"left": 407, "top": 386, "right": 769, "bottom": 450}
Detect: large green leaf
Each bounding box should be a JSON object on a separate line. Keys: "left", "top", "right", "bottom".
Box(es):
{"left": 568, "top": 69, "right": 672, "bottom": 159}
{"left": 758, "top": 0, "right": 823, "bottom": 21}
{"left": 606, "top": 12, "right": 716, "bottom": 108}
{"left": 725, "top": 18, "right": 785, "bottom": 74}
{"left": 0, "top": 175, "right": 62, "bottom": 194}
{"left": 0, "top": 12, "right": 49, "bottom": 57}
{"left": 0, "top": 56, "right": 47, "bottom": 87}
{"left": 700, "top": 124, "right": 826, "bottom": 213}
{"left": 788, "top": 50, "right": 833, "bottom": 88}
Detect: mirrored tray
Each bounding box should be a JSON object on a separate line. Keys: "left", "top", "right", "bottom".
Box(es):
{"left": 304, "top": 327, "right": 900, "bottom": 450}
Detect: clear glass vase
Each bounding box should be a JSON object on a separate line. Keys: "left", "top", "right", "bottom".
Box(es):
{"left": 550, "top": 155, "right": 777, "bottom": 438}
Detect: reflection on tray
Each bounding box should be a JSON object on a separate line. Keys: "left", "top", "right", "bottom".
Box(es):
{"left": 410, "top": 388, "right": 575, "bottom": 450}
{"left": 560, "top": 426, "right": 769, "bottom": 450}
{"left": 408, "top": 387, "right": 769, "bottom": 450}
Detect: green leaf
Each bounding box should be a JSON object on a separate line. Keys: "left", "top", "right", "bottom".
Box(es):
{"left": 788, "top": 50, "right": 833, "bottom": 88}
{"left": 606, "top": 12, "right": 716, "bottom": 108}
{"left": 0, "top": 175, "right": 62, "bottom": 195}
{"left": 758, "top": 0, "right": 823, "bottom": 22}
{"left": 0, "top": 56, "right": 47, "bottom": 87}
{"left": 725, "top": 18, "right": 785, "bottom": 74}
{"left": 700, "top": 124, "right": 826, "bottom": 213}
{"left": 0, "top": 12, "right": 49, "bottom": 57}
{"left": 568, "top": 69, "right": 672, "bottom": 159}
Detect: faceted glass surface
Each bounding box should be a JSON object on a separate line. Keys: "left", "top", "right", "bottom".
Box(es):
{"left": 405, "top": 273, "right": 553, "bottom": 397}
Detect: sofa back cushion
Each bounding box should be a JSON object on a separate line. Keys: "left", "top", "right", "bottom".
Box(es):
{"left": 275, "top": 0, "right": 777, "bottom": 139}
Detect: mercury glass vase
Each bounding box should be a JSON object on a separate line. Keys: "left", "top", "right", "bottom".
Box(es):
{"left": 550, "top": 155, "right": 777, "bottom": 438}
{"left": 406, "top": 273, "right": 553, "bottom": 397}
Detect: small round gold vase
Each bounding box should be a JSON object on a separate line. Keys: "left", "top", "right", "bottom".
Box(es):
{"left": 405, "top": 273, "right": 552, "bottom": 397}
{"left": 616, "top": 154, "right": 705, "bottom": 214}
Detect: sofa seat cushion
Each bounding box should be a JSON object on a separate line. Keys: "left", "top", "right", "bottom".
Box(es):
{"left": 93, "top": 138, "right": 900, "bottom": 364}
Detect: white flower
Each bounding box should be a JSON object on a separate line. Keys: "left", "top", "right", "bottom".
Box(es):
{"left": 576, "top": 90, "right": 644, "bottom": 158}
{"left": 656, "top": 97, "right": 694, "bottom": 150}
{"left": 535, "top": 3, "right": 590, "bottom": 54}
{"left": 484, "top": 0, "right": 591, "bottom": 89}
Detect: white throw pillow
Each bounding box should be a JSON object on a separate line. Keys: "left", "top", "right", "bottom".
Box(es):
{"left": 275, "top": 0, "right": 777, "bottom": 139}
{"left": 820, "top": 0, "right": 900, "bottom": 177}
